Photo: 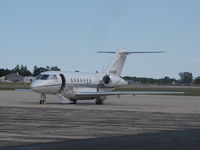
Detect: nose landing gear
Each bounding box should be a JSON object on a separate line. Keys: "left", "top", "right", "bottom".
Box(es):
{"left": 40, "top": 94, "right": 46, "bottom": 104}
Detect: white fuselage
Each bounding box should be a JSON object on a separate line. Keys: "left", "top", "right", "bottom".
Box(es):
{"left": 30, "top": 71, "right": 127, "bottom": 100}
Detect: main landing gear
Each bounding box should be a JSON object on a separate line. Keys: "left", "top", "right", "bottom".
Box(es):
{"left": 70, "top": 99, "right": 77, "bottom": 104}
{"left": 95, "top": 97, "right": 104, "bottom": 105}
{"left": 40, "top": 94, "right": 46, "bottom": 104}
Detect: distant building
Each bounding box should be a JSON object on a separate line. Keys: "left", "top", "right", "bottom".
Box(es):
{"left": 0, "top": 72, "right": 35, "bottom": 83}
{"left": 0, "top": 76, "right": 5, "bottom": 82}
{"left": 126, "top": 80, "right": 141, "bottom": 85}
{"left": 24, "top": 76, "right": 35, "bottom": 83}
{"left": 0, "top": 72, "right": 24, "bottom": 82}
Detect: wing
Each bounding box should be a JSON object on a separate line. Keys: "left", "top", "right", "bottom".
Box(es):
{"left": 76, "top": 91, "right": 184, "bottom": 97}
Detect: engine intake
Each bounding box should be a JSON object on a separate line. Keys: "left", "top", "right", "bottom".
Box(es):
{"left": 102, "top": 75, "right": 112, "bottom": 85}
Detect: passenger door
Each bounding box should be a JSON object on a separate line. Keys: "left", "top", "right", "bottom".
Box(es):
{"left": 60, "top": 74, "right": 66, "bottom": 90}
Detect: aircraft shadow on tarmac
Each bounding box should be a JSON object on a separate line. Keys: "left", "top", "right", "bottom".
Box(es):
{"left": 2, "top": 129, "right": 200, "bottom": 150}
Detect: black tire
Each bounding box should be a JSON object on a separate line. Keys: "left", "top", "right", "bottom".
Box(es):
{"left": 95, "top": 100, "right": 99, "bottom": 105}
{"left": 42, "top": 100, "right": 46, "bottom": 104}
{"left": 99, "top": 99, "right": 103, "bottom": 105}
{"left": 72, "top": 99, "right": 77, "bottom": 104}
{"left": 95, "top": 98, "right": 103, "bottom": 105}
{"left": 40, "top": 100, "right": 46, "bottom": 104}
{"left": 70, "top": 99, "right": 77, "bottom": 104}
{"left": 39, "top": 100, "right": 42, "bottom": 104}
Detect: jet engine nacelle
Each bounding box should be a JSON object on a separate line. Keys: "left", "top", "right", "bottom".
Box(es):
{"left": 102, "top": 75, "right": 112, "bottom": 85}
{"left": 101, "top": 74, "right": 127, "bottom": 87}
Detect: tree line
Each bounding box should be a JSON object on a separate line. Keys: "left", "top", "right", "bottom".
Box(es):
{"left": 0, "top": 65, "right": 61, "bottom": 77}
{"left": 0, "top": 65, "right": 200, "bottom": 85}
{"left": 123, "top": 72, "right": 200, "bottom": 85}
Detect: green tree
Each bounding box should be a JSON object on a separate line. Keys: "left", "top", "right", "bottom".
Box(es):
{"left": 33, "top": 66, "right": 37, "bottom": 73}
{"left": 161, "top": 76, "right": 176, "bottom": 85}
{"left": 179, "top": 72, "right": 193, "bottom": 84}
{"left": 33, "top": 67, "right": 47, "bottom": 76}
{"left": 20, "top": 65, "right": 32, "bottom": 76}
{"left": 194, "top": 76, "right": 200, "bottom": 85}
{"left": 13, "top": 65, "right": 20, "bottom": 72}
{"left": 12, "top": 65, "right": 32, "bottom": 76}
{"left": 50, "top": 66, "right": 61, "bottom": 71}
{"left": 46, "top": 66, "right": 51, "bottom": 71}
{"left": 0, "top": 68, "right": 12, "bottom": 77}
{"left": 32, "top": 66, "right": 61, "bottom": 76}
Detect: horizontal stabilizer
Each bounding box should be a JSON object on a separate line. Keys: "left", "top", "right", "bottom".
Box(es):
{"left": 98, "top": 51, "right": 165, "bottom": 55}
{"left": 98, "top": 50, "right": 165, "bottom": 76}
{"left": 98, "top": 51, "right": 116, "bottom": 53}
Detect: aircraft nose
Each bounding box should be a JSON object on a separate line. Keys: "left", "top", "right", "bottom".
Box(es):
{"left": 30, "top": 81, "right": 37, "bottom": 89}
{"left": 30, "top": 81, "right": 41, "bottom": 93}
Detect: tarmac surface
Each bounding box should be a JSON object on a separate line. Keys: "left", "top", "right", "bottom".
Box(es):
{"left": 0, "top": 91, "right": 200, "bottom": 149}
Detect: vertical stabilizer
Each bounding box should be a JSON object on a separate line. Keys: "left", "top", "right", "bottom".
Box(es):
{"left": 98, "top": 50, "right": 164, "bottom": 76}
{"left": 106, "top": 50, "right": 127, "bottom": 76}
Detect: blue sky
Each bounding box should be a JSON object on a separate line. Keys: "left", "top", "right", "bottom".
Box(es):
{"left": 0, "top": 0, "right": 200, "bottom": 79}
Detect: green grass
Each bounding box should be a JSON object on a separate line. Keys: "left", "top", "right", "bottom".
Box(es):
{"left": 0, "top": 82, "right": 30, "bottom": 90}
{"left": 116, "top": 85, "right": 200, "bottom": 96}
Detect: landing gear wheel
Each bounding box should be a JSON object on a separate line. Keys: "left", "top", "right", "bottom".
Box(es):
{"left": 70, "top": 99, "right": 77, "bottom": 104}
{"left": 42, "top": 100, "right": 46, "bottom": 104}
{"left": 95, "top": 100, "right": 99, "bottom": 105}
{"left": 40, "top": 94, "right": 47, "bottom": 105}
{"left": 40, "top": 100, "right": 42, "bottom": 104}
{"left": 39, "top": 100, "right": 46, "bottom": 104}
{"left": 95, "top": 97, "right": 104, "bottom": 105}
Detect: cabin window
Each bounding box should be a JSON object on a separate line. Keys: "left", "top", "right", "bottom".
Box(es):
{"left": 86, "top": 79, "right": 88, "bottom": 83}
{"left": 89, "top": 79, "right": 91, "bottom": 84}
{"left": 74, "top": 79, "right": 76, "bottom": 83}
{"left": 77, "top": 78, "right": 79, "bottom": 83}
{"left": 71, "top": 78, "right": 73, "bottom": 83}
{"left": 83, "top": 79, "right": 85, "bottom": 83}
{"left": 53, "top": 75, "right": 58, "bottom": 80}
{"left": 80, "top": 79, "right": 82, "bottom": 83}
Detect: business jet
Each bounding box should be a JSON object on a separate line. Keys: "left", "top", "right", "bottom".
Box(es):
{"left": 30, "top": 50, "right": 181, "bottom": 105}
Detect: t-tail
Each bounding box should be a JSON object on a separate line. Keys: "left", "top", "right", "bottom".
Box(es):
{"left": 98, "top": 50, "right": 164, "bottom": 76}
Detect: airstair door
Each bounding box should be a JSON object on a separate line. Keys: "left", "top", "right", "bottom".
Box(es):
{"left": 60, "top": 74, "right": 66, "bottom": 90}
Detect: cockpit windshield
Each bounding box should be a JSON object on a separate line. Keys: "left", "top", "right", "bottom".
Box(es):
{"left": 36, "top": 74, "right": 57, "bottom": 80}
{"left": 40, "top": 75, "right": 49, "bottom": 80}
{"left": 36, "top": 75, "right": 43, "bottom": 80}
{"left": 48, "top": 75, "right": 58, "bottom": 80}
